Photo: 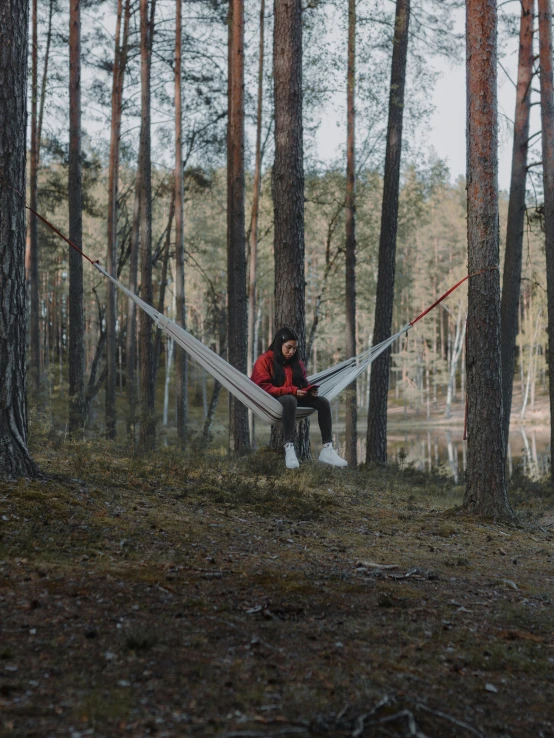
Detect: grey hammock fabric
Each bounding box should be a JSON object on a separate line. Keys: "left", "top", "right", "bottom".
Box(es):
{"left": 95, "top": 263, "right": 411, "bottom": 424}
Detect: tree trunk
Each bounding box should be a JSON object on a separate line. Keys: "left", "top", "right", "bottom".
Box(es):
{"left": 445, "top": 306, "right": 465, "bottom": 419}
{"left": 29, "top": 0, "right": 40, "bottom": 394}
{"left": 366, "top": 0, "right": 410, "bottom": 464}
{"left": 0, "top": 0, "right": 39, "bottom": 479}
{"left": 227, "top": 0, "right": 250, "bottom": 452}
{"left": 106, "top": 0, "right": 131, "bottom": 439}
{"left": 37, "top": 0, "right": 54, "bottom": 149}
{"left": 248, "top": 0, "right": 265, "bottom": 447}
{"left": 126, "top": 168, "right": 140, "bottom": 440}
{"left": 248, "top": 0, "right": 265, "bottom": 378}
{"left": 68, "top": 0, "right": 86, "bottom": 434}
{"left": 344, "top": 0, "right": 357, "bottom": 466}
{"left": 175, "top": 0, "right": 188, "bottom": 446}
{"left": 463, "top": 0, "right": 513, "bottom": 519}
{"left": 500, "top": 0, "right": 534, "bottom": 448}
{"left": 538, "top": 0, "right": 554, "bottom": 481}
{"left": 153, "top": 194, "right": 174, "bottom": 382}
{"left": 138, "top": 0, "right": 156, "bottom": 449}
{"left": 28, "top": 0, "right": 54, "bottom": 394}
{"left": 272, "top": 0, "right": 308, "bottom": 458}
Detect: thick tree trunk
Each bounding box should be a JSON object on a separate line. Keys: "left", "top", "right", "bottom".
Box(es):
{"left": 68, "top": 0, "right": 86, "bottom": 434}
{"left": 344, "top": 0, "right": 357, "bottom": 466}
{"left": 538, "top": 0, "right": 554, "bottom": 481}
{"left": 366, "top": 0, "right": 410, "bottom": 463}
{"left": 106, "top": 0, "right": 131, "bottom": 439}
{"left": 29, "top": 0, "right": 40, "bottom": 393}
{"left": 500, "top": 0, "right": 534, "bottom": 449}
{"left": 0, "top": 0, "right": 39, "bottom": 479}
{"left": 126, "top": 169, "right": 140, "bottom": 440}
{"left": 463, "top": 0, "right": 513, "bottom": 519}
{"left": 138, "top": 0, "right": 156, "bottom": 449}
{"left": 227, "top": 0, "right": 250, "bottom": 452}
{"left": 248, "top": 0, "right": 265, "bottom": 379}
{"left": 272, "top": 0, "right": 308, "bottom": 458}
{"left": 175, "top": 0, "right": 188, "bottom": 446}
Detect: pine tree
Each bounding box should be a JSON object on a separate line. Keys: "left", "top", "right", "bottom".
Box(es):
{"left": 344, "top": 0, "right": 357, "bottom": 465}
{"left": 366, "top": 0, "right": 411, "bottom": 464}
{"left": 464, "top": 0, "right": 513, "bottom": 519}
{"left": 273, "top": 0, "right": 308, "bottom": 458}
{"left": 227, "top": 0, "right": 249, "bottom": 452}
{"left": 538, "top": 0, "right": 554, "bottom": 481}
{"left": 68, "top": 0, "right": 86, "bottom": 434}
{"left": 0, "top": 0, "right": 39, "bottom": 479}
{"left": 500, "top": 0, "right": 534, "bottom": 449}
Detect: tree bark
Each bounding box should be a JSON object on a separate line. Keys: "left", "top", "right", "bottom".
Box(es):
{"left": 344, "top": 0, "right": 357, "bottom": 466}
{"left": 227, "top": 0, "right": 250, "bottom": 452}
{"left": 538, "top": 0, "right": 554, "bottom": 481}
{"left": 106, "top": 0, "right": 131, "bottom": 438}
{"left": 366, "top": 0, "right": 410, "bottom": 464}
{"left": 175, "top": 0, "right": 188, "bottom": 446}
{"left": 68, "top": 0, "right": 86, "bottom": 434}
{"left": 29, "top": 0, "right": 40, "bottom": 393}
{"left": 138, "top": 0, "right": 156, "bottom": 449}
{"left": 0, "top": 0, "right": 39, "bottom": 479}
{"left": 500, "top": 0, "right": 534, "bottom": 449}
{"left": 463, "top": 0, "right": 513, "bottom": 519}
{"left": 272, "top": 0, "right": 308, "bottom": 458}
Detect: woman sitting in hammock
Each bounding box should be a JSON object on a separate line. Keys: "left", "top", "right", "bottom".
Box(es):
{"left": 251, "top": 326, "right": 348, "bottom": 469}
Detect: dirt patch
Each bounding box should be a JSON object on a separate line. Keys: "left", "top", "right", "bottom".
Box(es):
{"left": 1, "top": 441, "right": 553, "bottom": 737}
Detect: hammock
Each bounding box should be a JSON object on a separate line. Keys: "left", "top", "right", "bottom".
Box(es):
{"left": 27, "top": 202, "right": 495, "bottom": 426}
{"left": 95, "top": 263, "right": 409, "bottom": 424}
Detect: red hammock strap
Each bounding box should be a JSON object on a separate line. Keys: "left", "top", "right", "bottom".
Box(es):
{"left": 409, "top": 266, "right": 498, "bottom": 327}
{"left": 26, "top": 204, "right": 99, "bottom": 266}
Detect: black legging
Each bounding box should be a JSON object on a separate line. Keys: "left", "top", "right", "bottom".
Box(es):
{"left": 277, "top": 394, "right": 332, "bottom": 445}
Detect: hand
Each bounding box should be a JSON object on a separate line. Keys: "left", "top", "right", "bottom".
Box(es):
{"left": 309, "top": 388, "right": 318, "bottom": 397}
{"left": 296, "top": 390, "right": 308, "bottom": 398}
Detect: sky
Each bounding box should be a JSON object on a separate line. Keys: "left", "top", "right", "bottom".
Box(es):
{"left": 315, "top": 6, "right": 539, "bottom": 193}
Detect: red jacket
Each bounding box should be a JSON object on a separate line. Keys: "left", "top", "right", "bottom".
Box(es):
{"left": 251, "top": 350, "right": 308, "bottom": 397}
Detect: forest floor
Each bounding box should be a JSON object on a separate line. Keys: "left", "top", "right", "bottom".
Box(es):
{"left": 1, "top": 435, "right": 554, "bottom": 738}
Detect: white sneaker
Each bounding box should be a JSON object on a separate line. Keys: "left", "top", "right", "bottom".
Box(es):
{"left": 284, "top": 443, "right": 299, "bottom": 469}
{"left": 319, "top": 443, "right": 348, "bottom": 467}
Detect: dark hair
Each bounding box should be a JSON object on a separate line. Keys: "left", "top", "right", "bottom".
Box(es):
{"left": 268, "top": 326, "right": 307, "bottom": 388}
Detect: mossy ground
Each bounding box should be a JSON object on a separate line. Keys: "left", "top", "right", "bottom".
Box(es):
{"left": 1, "top": 432, "right": 553, "bottom": 737}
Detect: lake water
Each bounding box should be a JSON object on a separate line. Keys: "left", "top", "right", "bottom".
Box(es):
{"left": 382, "top": 426, "right": 549, "bottom": 482}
